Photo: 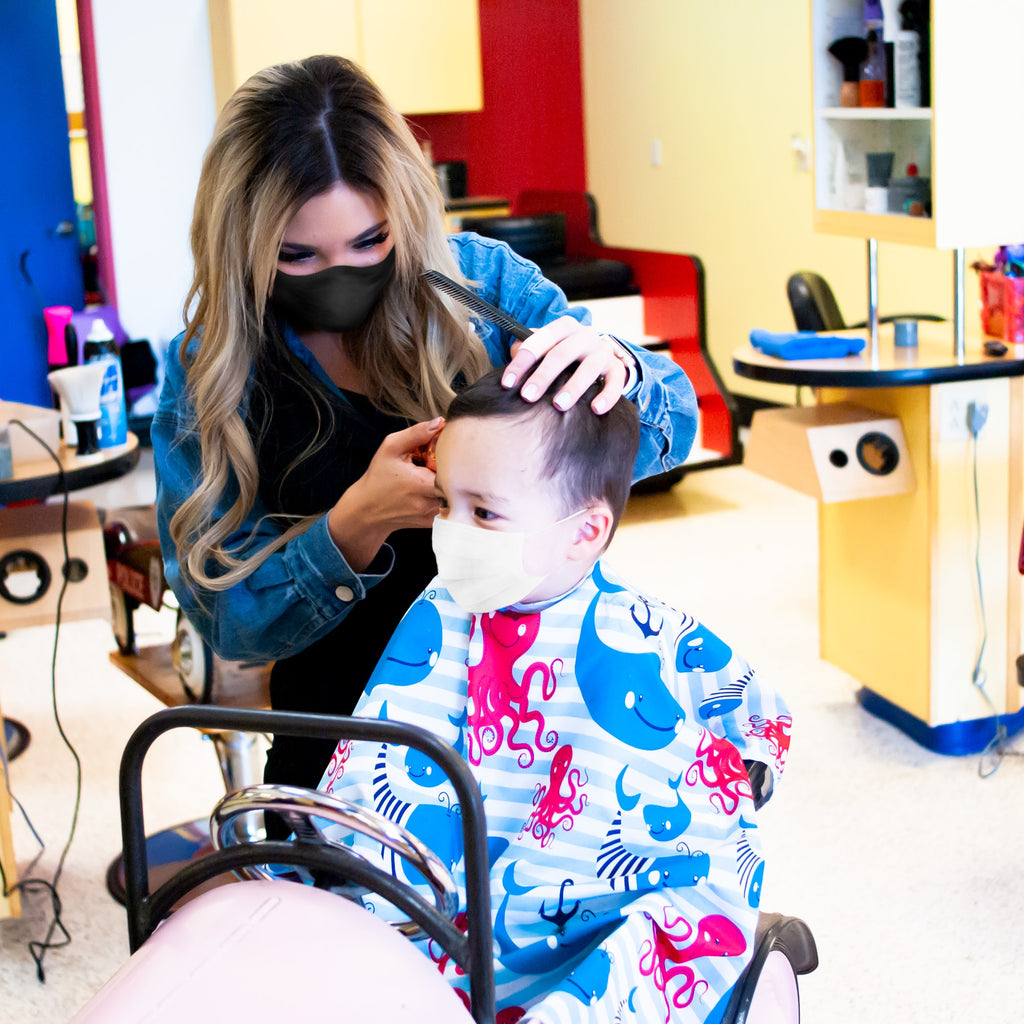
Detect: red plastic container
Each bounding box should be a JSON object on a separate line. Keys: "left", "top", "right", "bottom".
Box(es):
{"left": 979, "top": 270, "right": 1024, "bottom": 345}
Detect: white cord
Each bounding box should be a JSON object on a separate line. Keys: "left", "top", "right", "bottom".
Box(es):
{"left": 966, "top": 403, "right": 1012, "bottom": 778}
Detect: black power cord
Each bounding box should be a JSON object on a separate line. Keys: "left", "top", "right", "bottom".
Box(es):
{"left": 0, "top": 420, "right": 83, "bottom": 981}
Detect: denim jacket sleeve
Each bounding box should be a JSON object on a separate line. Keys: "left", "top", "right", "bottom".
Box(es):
{"left": 449, "top": 233, "right": 698, "bottom": 481}
{"left": 152, "top": 333, "right": 394, "bottom": 662}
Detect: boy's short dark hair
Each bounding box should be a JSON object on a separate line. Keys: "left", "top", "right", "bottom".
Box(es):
{"left": 445, "top": 365, "right": 640, "bottom": 532}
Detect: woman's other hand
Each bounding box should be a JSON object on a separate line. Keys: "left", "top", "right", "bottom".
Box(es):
{"left": 328, "top": 418, "right": 445, "bottom": 571}
{"left": 500, "top": 316, "right": 635, "bottom": 414}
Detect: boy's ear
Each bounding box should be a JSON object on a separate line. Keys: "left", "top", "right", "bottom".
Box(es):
{"left": 567, "top": 503, "right": 615, "bottom": 561}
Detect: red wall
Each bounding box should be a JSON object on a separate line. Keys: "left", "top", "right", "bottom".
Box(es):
{"left": 409, "top": 0, "right": 586, "bottom": 202}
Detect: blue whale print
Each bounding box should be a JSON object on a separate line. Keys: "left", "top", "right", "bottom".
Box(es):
{"left": 553, "top": 946, "right": 612, "bottom": 1006}
{"left": 494, "top": 862, "right": 615, "bottom": 976}
{"left": 675, "top": 622, "right": 733, "bottom": 674}
{"left": 699, "top": 681, "right": 747, "bottom": 719}
{"left": 371, "top": 740, "right": 462, "bottom": 879}
{"left": 403, "top": 745, "right": 446, "bottom": 788}
{"left": 642, "top": 773, "right": 692, "bottom": 841}
{"left": 364, "top": 597, "right": 442, "bottom": 695}
{"left": 597, "top": 800, "right": 709, "bottom": 892}
{"left": 736, "top": 824, "right": 764, "bottom": 909}
{"left": 576, "top": 573, "right": 687, "bottom": 751}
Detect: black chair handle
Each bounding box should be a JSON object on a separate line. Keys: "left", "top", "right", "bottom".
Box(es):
{"left": 118, "top": 706, "right": 496, "bottom": 1024}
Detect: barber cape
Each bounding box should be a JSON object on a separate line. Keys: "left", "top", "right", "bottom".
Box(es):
{"left": 317, "top": 562, "right": 792, "bottom": 1023}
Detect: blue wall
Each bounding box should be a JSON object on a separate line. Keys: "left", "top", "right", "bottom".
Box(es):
{"left": 1, "top": 0, "right": 85, "bottom": 407}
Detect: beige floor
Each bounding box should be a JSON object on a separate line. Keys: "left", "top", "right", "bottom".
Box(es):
{"left": 1, "top": 452, "right": 1022, "bottom": 1022}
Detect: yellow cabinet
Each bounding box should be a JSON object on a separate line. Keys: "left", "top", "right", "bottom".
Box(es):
{"left": 811, "top": 0, "right": 1024, "bottom": 249}
{"left": 208, "top": 0, "right": 482, "bottom": 115}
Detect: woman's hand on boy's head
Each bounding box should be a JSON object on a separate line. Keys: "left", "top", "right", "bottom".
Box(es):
{"left": 501, "top": 317, "right": 631, "bottom": 414}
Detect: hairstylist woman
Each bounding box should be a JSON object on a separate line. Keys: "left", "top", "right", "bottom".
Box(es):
{"left": 153, "top": 55, "right": 698, "bottom": 791}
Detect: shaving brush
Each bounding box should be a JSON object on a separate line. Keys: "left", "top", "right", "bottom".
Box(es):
{"left": 828, "top": 37, "right": 868, "bottom": 107}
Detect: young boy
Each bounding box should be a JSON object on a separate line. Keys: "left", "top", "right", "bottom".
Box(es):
{"left": 317, "top": 367, "right": 792, "bottom": 1023}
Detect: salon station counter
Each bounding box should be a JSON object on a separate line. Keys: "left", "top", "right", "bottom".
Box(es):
{"left": 733, "top": 322, "right": 1024, "bottom": 753}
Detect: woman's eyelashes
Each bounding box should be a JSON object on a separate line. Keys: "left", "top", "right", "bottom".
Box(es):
{"left": 277, "top": 231, "right": 389, "bottom": 264}
{"left": 354, "top": 230, "right": 390, "bottom": 251}
{"left": 278, "top": 248, "right": 315, "bottom": 264}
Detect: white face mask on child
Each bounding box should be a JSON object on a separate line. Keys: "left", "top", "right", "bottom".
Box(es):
{"left": 431, "top": 510, "right": 586, "bottom": 614}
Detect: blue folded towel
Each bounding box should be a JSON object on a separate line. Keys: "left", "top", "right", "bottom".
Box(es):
{"left": 749, "top": 329, "right": 866, "bottom": 360}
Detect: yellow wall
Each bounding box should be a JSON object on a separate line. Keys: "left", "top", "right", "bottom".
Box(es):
{"left": 579, "top": 0, "right": 987, "bottom": 403}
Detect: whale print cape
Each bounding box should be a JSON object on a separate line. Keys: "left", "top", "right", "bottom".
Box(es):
{"left": 317, "top": 562, "right": 792, "bottom": 1023}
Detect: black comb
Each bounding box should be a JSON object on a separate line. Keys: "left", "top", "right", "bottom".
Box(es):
{"left": 422, "top": 270, "right": 533, "bottom": 342}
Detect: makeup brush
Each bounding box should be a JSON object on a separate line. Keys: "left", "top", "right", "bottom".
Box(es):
{"left": 828, "top": 37, "right": 868, "bottom": 107}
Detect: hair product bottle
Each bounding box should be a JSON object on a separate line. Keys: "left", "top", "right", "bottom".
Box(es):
{"left": 84, "top": 319, "right": 128, "bottom": 449}
{"left": 894, "top": 1, "right": 922, "bottom": 108}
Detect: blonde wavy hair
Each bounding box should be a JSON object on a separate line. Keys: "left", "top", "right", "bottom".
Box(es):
{"left": 172, "top": 55, "right": 489, "bottom": 593}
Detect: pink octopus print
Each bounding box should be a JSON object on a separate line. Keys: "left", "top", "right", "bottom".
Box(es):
{"left": 453, "top": 988, "right": 526, "bottom": 1024}
{"left": 521, "top": 744, "right": 588, "bottom": 848}
{"left": 322, "top": 739, "right": 353, "bottom": 792}
{"left": 685, "top": 728, "right": 753, "bottom": 815}
{"left": 429, "top": 910, "right": 468, "bottom": 978}
{"left": 638, "top": 909, "right": 747, "bottom": 1022}
{"left": 467, "top": 610, "right": 560, "bottom": 768}
{"left": 745, "top": 714, "right": 793, "bottom": 773}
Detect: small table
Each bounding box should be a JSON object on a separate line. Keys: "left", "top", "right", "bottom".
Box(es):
{"left": 734, "top": 323, "right": 1024, "bottom": 753}
{"left": 0, "top": 432, "right": 140, "bottom": 506}
{"left": 733, "top": 328, "right": 1024, "bottom": 388}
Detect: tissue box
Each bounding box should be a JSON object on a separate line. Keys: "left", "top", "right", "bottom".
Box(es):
{"left": 0, "top": 401, "right": 62, "bottom": 466}
{"left": 979, "top": 270, "right": 1024, "bottom": 345}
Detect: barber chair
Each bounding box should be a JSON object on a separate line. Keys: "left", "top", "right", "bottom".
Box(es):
{"left": 460, "top": 209, "right": 637, "bottom": 302}
{"left": 72, "top": 707, "right": 817, "bottom": 1024}
{"left": 787, "top": 271, "right": 945, "bottom": 332}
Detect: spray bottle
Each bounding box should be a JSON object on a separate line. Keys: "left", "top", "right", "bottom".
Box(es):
{"left": 859, "top": 0, "right": 887, "bottom": 108}
{"left": 84, "top": 319, "right": 128, "bottom": 449}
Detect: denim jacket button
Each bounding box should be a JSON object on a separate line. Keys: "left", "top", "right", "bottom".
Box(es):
{"left": 335, "top": 585, "right": 355, "bottom": 602}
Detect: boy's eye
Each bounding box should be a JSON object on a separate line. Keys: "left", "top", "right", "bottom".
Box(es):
{"left": 278, "top": 248, "right": 315, "bottom": 264}
{"left": 473, "top": 507, "right": 498, "bottom": 522}
{"left": 354, "top": 231, "right": 390, "bottom": 251}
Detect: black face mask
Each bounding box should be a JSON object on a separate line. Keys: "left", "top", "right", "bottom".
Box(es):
{"left": 270, "top": 247, "right": 396, "bottom": 332}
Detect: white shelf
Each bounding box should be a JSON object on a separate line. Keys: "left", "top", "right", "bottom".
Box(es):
{"left": 820, "top": 107, "right": 933, "bottom": 120}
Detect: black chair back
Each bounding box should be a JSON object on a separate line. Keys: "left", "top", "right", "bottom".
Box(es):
{"left": 786, "top": 271, "right": 846, "bottom": 331}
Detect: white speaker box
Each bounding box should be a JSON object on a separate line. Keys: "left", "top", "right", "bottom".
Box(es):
{"left": 744, "top": 402, "right": 915, "bottom": 502}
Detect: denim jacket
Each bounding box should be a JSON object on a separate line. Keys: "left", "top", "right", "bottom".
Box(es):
{"left": 152, "top": 233, "right": 697, "bottom": 662}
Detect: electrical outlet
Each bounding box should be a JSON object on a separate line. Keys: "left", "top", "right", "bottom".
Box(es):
{"left": 938, "top": 386, "right": 989, "bottom": 442}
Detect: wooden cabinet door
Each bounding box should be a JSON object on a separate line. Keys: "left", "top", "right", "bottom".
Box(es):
{"left": 208, "top": 0, "right": 481, "bottom": 115}
{"left": 208, "top": 0, "right": 360, "bottom": 110}
{"left": 360, "top": 0, "right": 482, "bottom": 114}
